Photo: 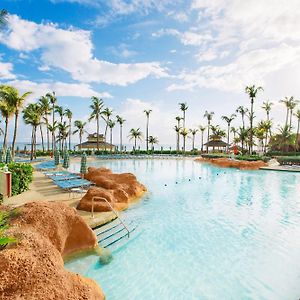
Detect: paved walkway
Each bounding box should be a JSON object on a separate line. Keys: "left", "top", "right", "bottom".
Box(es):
{"left": 260, "top": 165, "right": 300, "bottom": 172}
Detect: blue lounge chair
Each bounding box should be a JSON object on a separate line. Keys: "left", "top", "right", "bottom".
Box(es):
{"left": 48, "top": 173, "right": 81, "bottom": 181}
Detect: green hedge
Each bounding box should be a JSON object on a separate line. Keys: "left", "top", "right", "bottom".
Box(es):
{"left": 0, "top": 162, "right": 33, "bottom": 196}
{"left": 201, "top": 153, "right": 268, "bottom": 162}
{"left": 266, "top": 151, "right": 300, "bottom": 157}
{"left": 277, "top": 156, "right": 300, "bottom": 165}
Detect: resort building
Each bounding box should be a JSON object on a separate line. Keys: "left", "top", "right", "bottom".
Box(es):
{"left": 76, "top": 133, "right": 115, "bottom": 151}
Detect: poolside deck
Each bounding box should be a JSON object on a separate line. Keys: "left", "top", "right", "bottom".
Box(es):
{"left": 3, "top": 169, "right": 116, "bottom": 228}
{"left": 260, "top": 165, "right": 300, "bottom": 172}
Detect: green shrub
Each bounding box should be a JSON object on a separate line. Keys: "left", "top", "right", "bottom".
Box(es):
{"left": 0, "top": 162, "right": 33, "bottom": 196}
{"left": 0, "top": 209, "right": 18, "bottom": 250}
{"left": 266, "top": 151, "right": 300, "bottom": 157}
{"left": 277, "top": 156, "right": 300, "bottom": 165}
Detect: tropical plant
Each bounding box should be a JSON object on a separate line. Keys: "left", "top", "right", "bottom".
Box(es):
{"left": 236, "top": 106, "right": 248, "bottom": 129}
{"left": 294, "top": 109, "right": 300, "bottom": 150}
{"left": 46, "top": 91, "right": 57, "bottom": 151}
{"left": 0, "top": 91, "right": 14, "bottom": 150}
{"left": 245, "top": 85, "right": 263, "bottom": 154}
{"left": 128, "top": 128, "right": 143, "bottom": 150}
{"left": 175, "top": 116, "right": 182, "bottom": 151}
{"left": 89, "top": 97, "right": 104, "bottom": 151}
{"left": 102, "top": 107, "right": 113, "bottom": 142}
{"left": 189, "top": 129, "right": 198, "bottom": 150}
{"left": 116, "top": 115, "right": 125, "bottom": 152}
{"left": 57, "top": 122, "right": 69, "bottom": 153}
{"left": 143, "top": 109, "right": 152, "bottom": 151}
{"left": 262, "top": 100, "right": 273, "bottom": 121}
{"left": 180, "top": 128, "right": 189, "bottom": 153}
{"left": 230, "top": 127, "right": 237, "bottom": 140}
{"left": 73, "top": 120, "right": 87, "bottom": 150}
{"left": 148, "top": 135, "right": 159, "bottom": 151}
{"left": 237, "top": 127, "right": 249, "bottom": 151}
{"left": 64, "top": 108, "right": 72, "bottom": 151}
{"left": 221, "top": 114, "right": 236, "bottom": 151}
{"left": 210, "top": 125, "right": 226, "bottom": 140}
{"left": 0, "top": 209, "right": 17, "bottom": 250}
{"left": 288, "top": 98, "right": 299, "bottom": 128}
{"left": 107, "top": 120, "right": 116, "bottom": 153}
{"left": 38, "top": 96, "right": 51, "bottom": 151}
{"left": 179, "top": 102, "right": 188, "bottom": 128}
{"left": 0, "top": 9, "right": 7, "bottom": 29}
{"left": 199, "top": 125, "right": 206, "bottom": 152}
{"left": 23, "top": 103, "right": 42, "bottom": 160}
{"left": 204, "top": 111, "right": 214, "bottom": 151}
{"left": 269, "top": 125, "right": 294, "bottom": 152}
{"left": 47, "top": 122, "right": 58, "bottom": 151}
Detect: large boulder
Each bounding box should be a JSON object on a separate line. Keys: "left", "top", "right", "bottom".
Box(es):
{"left": 77, "top": 167, "right": 147, "bottom": 212}
{"left": 0, "top": 202, "right": 105, "bottom": 300}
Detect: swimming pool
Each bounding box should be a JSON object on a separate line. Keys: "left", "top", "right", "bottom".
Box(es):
{"left": 66, "top": 159, "right": 300, "bottom": 299}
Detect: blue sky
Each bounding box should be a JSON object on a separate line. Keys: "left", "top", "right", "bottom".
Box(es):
{"left": 0, "top": 0, "right": 300, "bottom": 149}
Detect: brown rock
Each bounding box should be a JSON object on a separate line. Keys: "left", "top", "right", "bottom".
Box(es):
{"left": 0, "top": 202, "right": 105, "bottom": 300}
{"left": 77, "top": 167, "right": 146, "bottom": 212}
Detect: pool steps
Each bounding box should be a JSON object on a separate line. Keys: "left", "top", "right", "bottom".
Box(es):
{"left": 94, "top": 218, "right": 138, "bottom": 249}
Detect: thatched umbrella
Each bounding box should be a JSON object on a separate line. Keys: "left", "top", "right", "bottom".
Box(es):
{"left": 54, "top": 150, "right": 60, "bottom": 166}
{"left": 80, "top": 152, "right": 87, "bottom": 175}
{"left": 63, "top": 151, "right": 70, "bottom": 169}
{"left": 5, "top": 149, "right": 12, "bottom": 164}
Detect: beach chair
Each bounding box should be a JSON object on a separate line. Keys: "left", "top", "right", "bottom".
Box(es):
{"left": 53, "top": 178, "right": 93, "bottom": 198}
{"left": 47, "top": 173, "right": 81, "bottom": 181}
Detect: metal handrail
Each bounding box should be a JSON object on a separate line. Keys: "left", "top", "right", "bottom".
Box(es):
{"left": 91, "top": 196, "right": 130, "bottom": 237}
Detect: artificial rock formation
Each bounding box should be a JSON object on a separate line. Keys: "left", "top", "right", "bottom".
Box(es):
{"left": 196, "top": 157, "right": 267, "bottom": 170}
{"left": 0, "top": 202, "right": 104, "bottom": 300}
{"left": 77, "top": 167, "right": 146, "bottom": 212}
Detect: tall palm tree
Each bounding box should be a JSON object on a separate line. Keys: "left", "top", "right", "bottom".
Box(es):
{"left": 238, "top": 127, "right": 249, "bottom": 151}
{"left": 221, "top": 114, "right": 236, "bottom": 151}
{"left": 55, "top": 106, "right": 64, "bottom": 151}
{"left": 230, "top": 127, "right": 237, "bottom": 140}
{"left": 0, "top": 85, "right": 32, "bottom": 154}
{"left": 46, "top": 91, "right": 57, "bottom": 152}
{"left": 57, "top": 122, "right": 69, "bottom": 153}
{"left": 0, "top": 87, "right": 14, "bottom": 150}
{"left": 107, "top": 120, "right": 116, "bottom": 153}
{"left": 236, "top": 106, "right": 248, "bottom": 130}
{"left": 143, "top": 109, "right": 152, "bottom": 151}
{"left": 48, "top": 122, "right": 58, "bottom": 152}
{"left": 64, "top": 108, "right": 72, "bottom": 151}
{"left": 73, "top": 120, "right": 87, "bottom": 151}
{"left": 262, "top": 101, "right": 273, "bottom": 121}
{"left": 38, "top": 96, "right": 51, "bottom": 151}
{"left": 203, "top": 111, "right": 214, "bottom": 152}
{"left": 128, "top": 128, "right": 143, "bottom": 150}
{"left": 245, "top": 85, "right": 264, "bottom": 154}
{"left": 0, "top": 9, "right": 7, "bottom": 29}
{"left": 102, "top": 107, "right": 113, "bottom": 142}
{"left": 179, "top": 102, "right": 188, "bottom": 128}
{"left": 199, "top": 125, "right": 206, "bottom": 152}
{"left": 116, "top": 115, "right": 125, "bottom": 152}
{"left": 175, "top": 116, "right": 182, "bottom": 151}
{"left": 280, "top": 96, "right": 292, "bottom": 127}
{"left": 23, "top": 103, "right": 42, "bottom": 160}
{"left": 294, "top": 109, "right": 300, "bottom": 150}
{"left": 288, "top": 98, "right": 299, "bottom": 128}
{"left": 180, "top": 128, "right": 189, "bottom": 153}
{"left": 89, "top": 97, "right": 104, "bottom": 151}
{"left": 148, "top": 135, "right": 159, "bottom": 151}
{"left": 189, "top": 129, "right": 198, "bottom": 150}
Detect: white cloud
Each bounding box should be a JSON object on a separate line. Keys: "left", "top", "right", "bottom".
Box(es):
{"left": 0, "top": 60, "right": 16, "bottom": 80}
{"left": 3, "top": 79, "right": 112, "bottom": 100}
{"left": 0, "top": 15, "right": 168, "bottom": 86}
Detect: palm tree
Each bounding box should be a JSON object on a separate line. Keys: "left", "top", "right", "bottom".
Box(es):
{"left": 128, "top": 128, "right": 143, "bottom": 150}
{"left": 221, "top": 114, "right": 236, "bottom": 151}
{"left": 38, "top": 96, "right": 51, "bottom": 151}
{"left": 23, "top": 103, "right": 42, "bottom": 160}
{"left": 288, "top": 98, "right": 299, "bottom": 128}
{"left": 0, "top": 85, "right": 32, "bottom": 155}
{"left": 236, "top": 106, "right": 248, "bottom": 130}
{"left": 73, "top": 120, "right": 87, "bottom": 151}
{"left": 189, "top": 129, "right": 198, "bottom": 150}
{"left": 55, "top": 106, "right": 64, "bottom": 150}
{"left": 48, "top": 122, "right": 58, "bottom": 152}
{"left": 89, "top": 97, "right": 104, "bottom": 151}
{"left": 0, "top": 9, "right": 7, "bottom": 29}
{"left": 102, "top": 107, "right": 113, "bottom": 142}
{"left": 203, "top": 111, "right": 214, "bottom": 152}
{"left": 294, "top": 109, "right": 300, "bottom": 150}
{"left": 107, "top": 120, "right": 116, "bottom": 153}
{"left": 230, "top": 127, "right": 237, "bottom": 140}
{"left": 280, "top": 96, "right": 292, "bottom": 126}
{"left": 262, "top": 101, "right": 273, "bottom": 121}
{"left": 198, "top": 125, "right": 206, "bottom": 152}
{"left": 175, "top": 116, "right": 182, "bottom": 151}
{"left": 143, "top": 109, "right": 152, "bottom": 151}
{"left": 0, "top": 87, "right": 15, "bottom": 150}
{"left": 148, "top": 135, "right": 159, "bottom": 151}
{"left": 57, "top": 122, "right": 69, "bottom": 153}
{"left": 116, "top": 115, "right": 125, "bottom": 152}
{"left": 245, "top": 85, "right": 264, "bottom": 154}
{"left": 179, "top": 103, "right": 188, "bottom": 127}
{"left": 237, "top": 127, "right": 249, "bottom": 151}
{"left": 46, "top": 92, "right": 57, "bottom": 152}
{"left": 269, "top": 125, "right": 294, "bottom": 152}
{"left": 180, "top": 128, "right": 189, "bottom": 153}
{"left": 64, "top": 108, "right": 72, "bottom": 151}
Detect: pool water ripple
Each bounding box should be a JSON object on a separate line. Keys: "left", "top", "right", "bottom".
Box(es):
{"left": 66, "top": 159, "right": 300, "bottom": 300}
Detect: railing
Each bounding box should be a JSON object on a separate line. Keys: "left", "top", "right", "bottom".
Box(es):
{"left": 91, "top": 196, "right": 130, "bottom": 237}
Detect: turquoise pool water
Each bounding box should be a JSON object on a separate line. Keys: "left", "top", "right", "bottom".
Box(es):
{"left": 66, "top": 159, "right": 300, "bottom": 299}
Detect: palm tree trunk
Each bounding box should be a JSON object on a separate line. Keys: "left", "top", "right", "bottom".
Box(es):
{"left": 34, "top": 126, "right": 37, "bottom": 159}
{"left": 296, "top": 119, "right": 300, "bottom": 151}
{"left": 11, "top": 111, "right": 19, "bottom": 156}
{"left": 79, "top": 133, "right": 82, "bottom": 151}
{"left": 40, "top": 124, "right": 45, "bottom": 152}
{"left": 250, "top": 98, "right": 254, "bottom": 154}
{"left": 192, "top": 135, "right": 195, "bottom": 150}
{"left": 227, "top": 124, "right": 230, "bottom": 152}
{"left": 3, "top": 116, "right": 8, "bottom": 151}
{"left": 110, "top": 128, "right": 113, "bottom": 153}
{"left": 242, "top": 114, "right": 245, "bottom": 129}
{"left": 120, "top": 125, "right": 123, "bottom": 152}
{"left": 207, "top": 121, "right": 210, "bottom": 152}
{"left": 30, "top": 127, "right": 34, "bottom": 161}
{"left": 183, "top": 136, "right": 186, "bottom": 153}
{"left": 69, "top": 118, "right": 72, "bottom": 151}
{"left": 96, "top": 116, "right": 99, "bottom": 151}
{"left": 46, "top": 117, "right": 50, "bottom": 152}
{"left": 285, "top": 108, "right": 289, "bottom": 126}
{"left": 52, "top": 104, "right": 55, "bottom": 151}
{"left": 289, "top": 110, "right": 293, "bottom": 128}
{"left": 134, "top": 138, "right": 137, "bottom": 150}
{"left": 146, "top": 116, "right": 149, "bottom": 152}
{"left": 201, "top": 131, "right": 204, "bottom": 152}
